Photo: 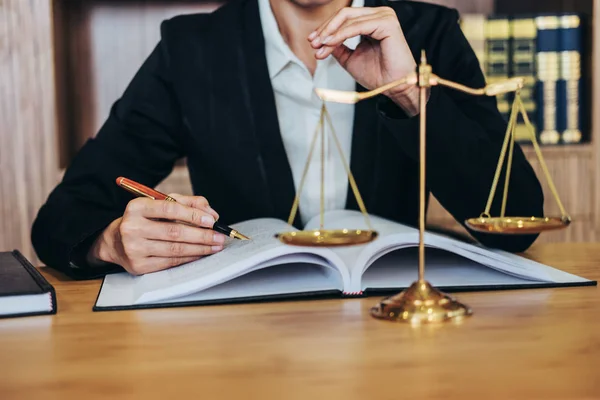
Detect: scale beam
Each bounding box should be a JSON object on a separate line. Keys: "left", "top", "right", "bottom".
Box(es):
{"left": 313, "top": 50, "right": 571, "bottom": 324}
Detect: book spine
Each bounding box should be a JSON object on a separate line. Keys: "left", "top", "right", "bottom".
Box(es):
{"left": 510, "top": 16, "right": 537, "bottom": 143}
{"left": 535, "top": 15, "right": 561, "bottom": 145}
{"left": 485, "top": 16, "right": 511, "bottom": 122}
{"left": 460, "top": 14, "right": 487, "bottom": 75}
{"left": 559, "top": 14, "right": 583, "bottom": 144}
{"left": 11, "top": 250, "right": 57, "bottom": 315}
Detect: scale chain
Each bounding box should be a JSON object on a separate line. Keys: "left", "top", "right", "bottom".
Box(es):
{"left": 517, "top": 96, "right": 569, "bottom": 218}
{"left": 323, "top": 106, "right": 374, "bottom": 230}
{"left": 483, "top": 92, "right": 520, "bottom": 218}
{"left": 286, "top": 107, "right": 324, "bottom": 226}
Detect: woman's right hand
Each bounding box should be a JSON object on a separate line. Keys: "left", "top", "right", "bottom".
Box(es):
{"left": 87, "top": 194, "right": 225, "bottom": 275}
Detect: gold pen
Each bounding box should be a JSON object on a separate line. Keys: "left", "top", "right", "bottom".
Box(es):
{"left": 116, "top": 177, "right": 250, "bottom": 241}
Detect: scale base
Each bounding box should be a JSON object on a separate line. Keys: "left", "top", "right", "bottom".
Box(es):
{"left": 465, "top": 215, "right": 571, "bottom": 234}
{"left": 370, "top": 280, "right": 472, "bottom": 323}
{"left": 276, "top": 229, "right": 378, "bottom": 247}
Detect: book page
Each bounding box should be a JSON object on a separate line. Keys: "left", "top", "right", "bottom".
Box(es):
{"left": 305, "top": 210, "right": 590, "bottom": 292}
{"left": 361, "top": 247, "right": 549, "bottom": 290}
{"left": 97, "top": 218, "right": 350, "bottom": 307}
{"left": 304, "top": 210, "right": 418, "bottom": 288}
{"left": 158, "top": 262, "right": 344, "bottom": 304}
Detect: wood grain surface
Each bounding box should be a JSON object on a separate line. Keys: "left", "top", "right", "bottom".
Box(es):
{"left": 53, "top": 0, "right": 223, "bottom": 164}
{"left": 0, "top": 243, "right": 598, "bottom": 399}
{"left": 594, "top": 0, "right": 600, "bottom": 239}
{"left": 0, "top": 0, "right": 59, "bottom": 262}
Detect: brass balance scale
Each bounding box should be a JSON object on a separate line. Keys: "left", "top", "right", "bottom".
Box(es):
{"left": 276, "top": 51, "right": 571, "bottom": 324}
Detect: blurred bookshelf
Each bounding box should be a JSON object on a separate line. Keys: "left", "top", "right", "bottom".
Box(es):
{"left": 49, "top": 0, "right": 600, "bottom": 244}
{"left": 1, "top": 0, "right": 598, "bottom": 264}
{"left": 52, "top": 0, "right": 223, "bottom": 168}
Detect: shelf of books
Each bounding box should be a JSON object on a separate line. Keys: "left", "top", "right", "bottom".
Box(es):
{"left": 426, "top": 0, "right": 600, "bottom": 243}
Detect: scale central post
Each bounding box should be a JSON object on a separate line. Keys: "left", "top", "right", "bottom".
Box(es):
{"left": 369, "top": 51, "right": 473, "bottom": 324}
{"left": 417, "top": 51, "right": 431, "bottom": 284}
{"left": 312, "top": 45, "right": 571, "bottom": 324}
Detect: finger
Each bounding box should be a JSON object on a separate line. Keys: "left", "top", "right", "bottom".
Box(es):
{"left": 323, "top": 15, "right": 391, "bottom": 49}
{"left": 126, "top": 198, "right": 216, "bottom": 228}
{"left": 308, "top": 13, "right": 337, "bottom": 41}
{"left": 168, "top": 194, "right": 220, "bottom": 220}
{"left": 145, "top": 240, "right": 224, "bottom": 258}
{"left": 314, "top": 14, "right": 378, "bottom": 59}
{"left": 309, "top": 7, "right": 378, "bottom": 48}
{"left": 142, "top": 220, "right": 227, "bottom": 245}
{"left": 330, "top": 44, "right": 353, "bottom": 67}
{"left": 130, "top": 256, "right": 204, "bottom": 275}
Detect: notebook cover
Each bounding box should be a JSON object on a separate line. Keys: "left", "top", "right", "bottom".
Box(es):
{"left": 0, "top": 250, "right": 57, "bottom": 319}
{"left": 92, "top": 277, "right": 597, "bottom": 312}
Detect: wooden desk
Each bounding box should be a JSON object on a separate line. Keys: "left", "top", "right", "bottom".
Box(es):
{"left": 0, "top": 243, "right": 598, "bottom": 399}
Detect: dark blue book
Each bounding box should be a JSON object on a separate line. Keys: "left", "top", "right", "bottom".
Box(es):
{"left": 535, "top": 14, "right": 561, "bottom": 145}
{"left": 558, "top": 14, "right": 584, "bottom": 144}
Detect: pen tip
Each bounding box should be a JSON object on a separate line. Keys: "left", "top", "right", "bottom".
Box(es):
{"left": 234, "top": 232, "right": 251, "bottom": 241}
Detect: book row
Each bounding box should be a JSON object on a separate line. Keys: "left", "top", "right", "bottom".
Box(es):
{"left": 460, "top": 13, "right": 587, "bottom": 145}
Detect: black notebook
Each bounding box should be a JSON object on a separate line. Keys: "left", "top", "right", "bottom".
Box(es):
{"left": 93, "top": 210, "right": 595, "bottom": 311}
{"left": 0, "top": 250, "right": 57, "bottom": 318}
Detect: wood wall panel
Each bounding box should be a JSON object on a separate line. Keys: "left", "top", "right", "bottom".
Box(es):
{"left": 0, "top": 0, "right": 59, "bottom": 262}
{"left": 55, "top": 0, "right": 223, "bottom": 164}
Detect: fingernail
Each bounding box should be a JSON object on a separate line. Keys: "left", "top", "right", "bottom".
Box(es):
{"left": 201, "top": 215, "right": 215, "bottom": 226}
{"left": 308, "top": 31, "right": 317, "bottom": 40}
{"left": 213, "top": 234, "right": 225, "bottom": 244}
{"left": 211, "top": 245, "right": 223, "bottom": 252}
{"left": 207, "top": 206, "right": 219, "bottom": 219}
{"left": 322, "top": 35, "right": 333, "bottom": 45}
{"left": 311, "top": 37, "right": 321, "bottom": 46}
{"left": 316, "top": 47, "right": 326, "bottom": 57}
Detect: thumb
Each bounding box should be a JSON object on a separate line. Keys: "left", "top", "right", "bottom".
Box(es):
{"left": 331, "top": 44, "right": 353, "bottom": 69}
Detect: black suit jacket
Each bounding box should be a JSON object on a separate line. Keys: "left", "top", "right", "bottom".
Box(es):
{"left": 31, "top": 0, "right": 544, "bottom": 279}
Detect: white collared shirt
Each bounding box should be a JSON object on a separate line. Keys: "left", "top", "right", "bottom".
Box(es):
{"left": 258, "top": 0, "right": 363, "bottom": 226}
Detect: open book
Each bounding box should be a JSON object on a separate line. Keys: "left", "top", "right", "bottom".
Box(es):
{"left": 94, "top": 210, "right": 595, "bottom": 311}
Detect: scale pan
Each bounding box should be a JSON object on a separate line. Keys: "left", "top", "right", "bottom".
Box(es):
{"left": 465, "top": 216, "right": 571, "bottom": 234}
{"left": 276, "top": 229, "right": 378, "bottom": 246}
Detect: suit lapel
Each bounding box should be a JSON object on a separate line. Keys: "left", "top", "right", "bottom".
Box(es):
{"left": 346, "top": 85, "right": 379, "bottom": 211}
{"left": 346, "top": 0, "right": 411, "bottom": 212}
{"left": 239, "top": 0, "right": 302, "bottom": 227}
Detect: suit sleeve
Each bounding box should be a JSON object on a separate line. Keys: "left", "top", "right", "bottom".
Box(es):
{"left": 377, "top": 9, "right": 545, "bottom": 252}
{"left": 31, "top": 24, "right": 186, "bottom": 278}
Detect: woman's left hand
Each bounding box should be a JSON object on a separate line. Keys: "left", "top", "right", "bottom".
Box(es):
{"left": 309, "top": 6, "right": 421, "bottom": 115}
